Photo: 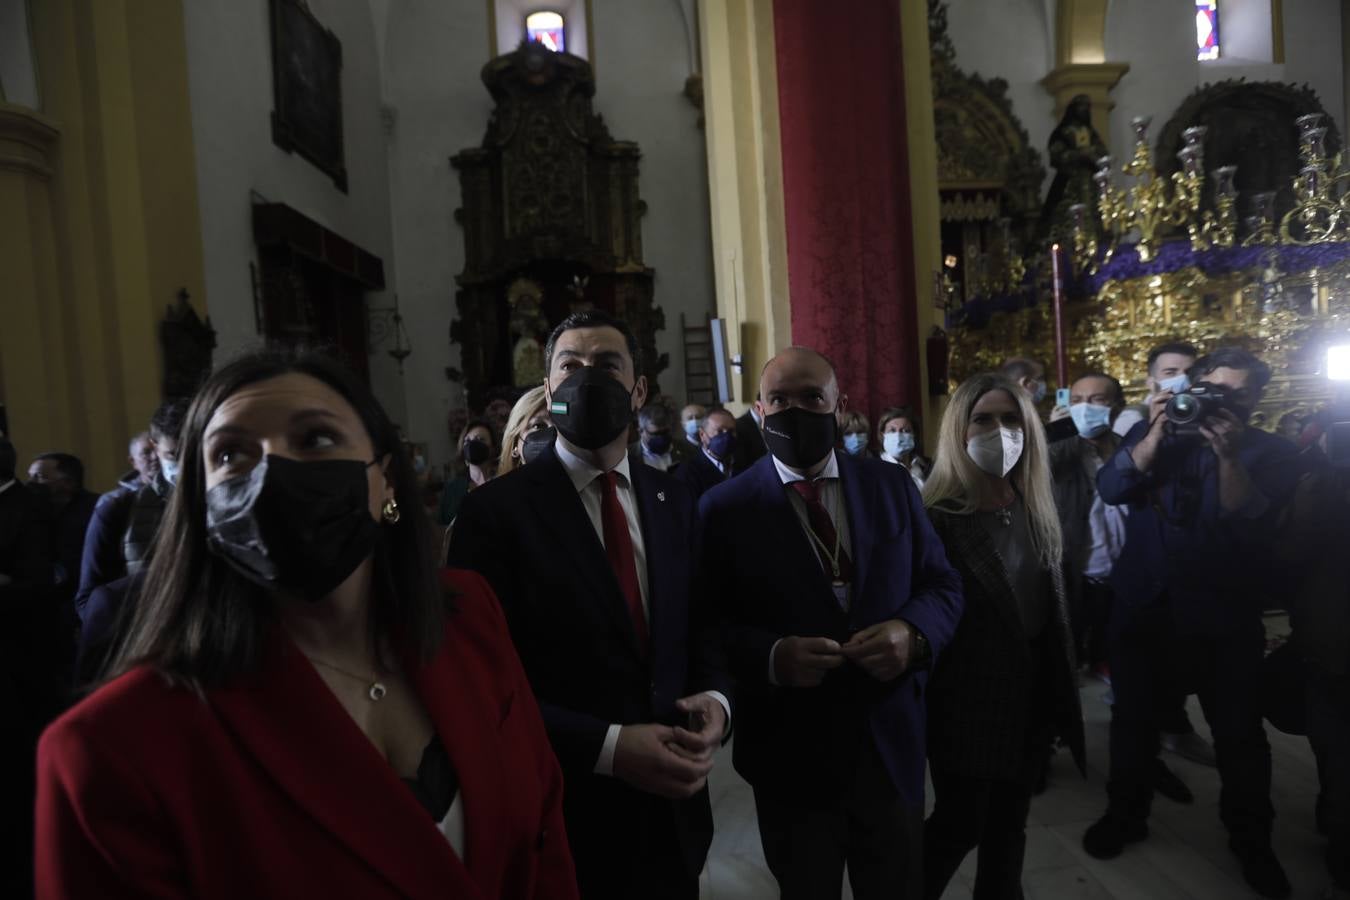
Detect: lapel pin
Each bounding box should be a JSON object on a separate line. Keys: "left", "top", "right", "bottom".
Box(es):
{"left": 657, "top": 491, "right": 666, "bottom": 502}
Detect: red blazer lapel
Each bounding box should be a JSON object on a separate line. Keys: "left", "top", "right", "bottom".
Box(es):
{"left": 411, "top": 631, "right": 509, "bottom": 882}
{"left": 208, "top": 629, "right": 480, "bottom": 900}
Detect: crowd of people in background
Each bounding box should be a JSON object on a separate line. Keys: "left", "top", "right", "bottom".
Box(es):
{"left": 2, "top": 310, "right": 1347, "bottom": 900}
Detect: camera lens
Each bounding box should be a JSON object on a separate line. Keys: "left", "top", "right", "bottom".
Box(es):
{"left": 1167, "top": 393, "right": 1201, "bottom": 424}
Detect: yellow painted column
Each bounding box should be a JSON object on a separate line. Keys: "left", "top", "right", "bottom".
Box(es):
{"left": 1042, "top": 0, "right": 1129, "bottom": 143}
{"left": 0, "top": 103, "right": 70, "bottom": 458}
{"left": 4, "top": 0, "right": 208, "bottom": 491}
{"left": 699, "top": 0, "right": 790, "bottom": 410}
{"left": 898, "top": 0, "right": 946, "bottom": 455}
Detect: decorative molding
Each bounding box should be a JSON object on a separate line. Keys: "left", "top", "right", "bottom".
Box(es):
{"left": 0, "top": 101, "right": 58, "bottom": 180}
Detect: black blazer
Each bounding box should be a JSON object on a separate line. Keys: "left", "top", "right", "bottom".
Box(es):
{"left": 733, "top": 410, "right": 766, "bottom": 474}
{"left": 674, "top": 447, "right": 731, "bottom": 503}
{"left": 0, "top": 482, "right": 51, "bottom": 597}
{"left": 446, "top": 446, "right": 728, "bottom": 892}
{"left": 925, "top": 506, "right": 1086, "bottom": 782}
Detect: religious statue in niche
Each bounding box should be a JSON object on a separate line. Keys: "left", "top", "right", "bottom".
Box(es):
{"left": 1039, "top": 94, "right": 1108, "bottom": 245}
{"left": 507, "top": 277, "right": 549, "bottom": 388}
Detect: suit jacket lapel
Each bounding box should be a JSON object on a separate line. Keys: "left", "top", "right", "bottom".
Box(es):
{"left": 751, "top": 456, "right": 836, "bottom": 602}
{"left": 628, "top": 464, "right": 661, "bottom": 646}
{"left": 523, "top": 449, "right": 644, "bottom": 661}
{"left": 836, "top": 453, "right": 875, "bottom": 614}
{"left": 412, "top": 634, "right": 507, "bottom": 885}
{"left": 209, "top": 631, "right": 479, "bottom": 900}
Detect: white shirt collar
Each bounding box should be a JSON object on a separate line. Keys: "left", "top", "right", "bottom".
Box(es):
{"left": 771, "top": 451, "right": 839, "bottom": 485}
{"left": 0, "top": 478, "right": 16, "bottom": 496}
{"left": 702, "top": 446, "right": 727, "bottom": 474}
{"left": 555, "top": 439, "right": 633, "bottom": 494}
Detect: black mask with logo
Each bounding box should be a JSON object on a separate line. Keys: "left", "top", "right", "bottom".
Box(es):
{"left": 205, "top": 455, "right": 381, "bottom": 602}
{"left": 548, "top": 367, "right": 636, "bottom": 450}
{"left": 761, "top": 406, "right": 838, "bottom": 470}
{"left": 521, "top": 426, "right": 556, "bottom": 465}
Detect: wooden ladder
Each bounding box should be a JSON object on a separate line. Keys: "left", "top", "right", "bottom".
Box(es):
{"left": 681, "top": 313, "right": 716, "bottom": 405}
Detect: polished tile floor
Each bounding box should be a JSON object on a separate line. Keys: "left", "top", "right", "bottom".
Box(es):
{"left": 700, "top": 680, "right": 1332, "bottom": 899}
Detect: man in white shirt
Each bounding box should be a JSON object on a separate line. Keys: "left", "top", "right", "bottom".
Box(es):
{"left": 447, "top": 311, "right": 730, "bottom": 900}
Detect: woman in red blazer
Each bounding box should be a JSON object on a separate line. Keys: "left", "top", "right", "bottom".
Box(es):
{"left": 35, "top": 350, "right": 578, "bottom": 900}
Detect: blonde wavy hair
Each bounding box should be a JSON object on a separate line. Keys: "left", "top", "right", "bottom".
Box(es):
{"left": 923, "top": 372, "right": 1062, "bottom": 569}
{"left": 498, "top": 385, "right": 549, "bottom": 475}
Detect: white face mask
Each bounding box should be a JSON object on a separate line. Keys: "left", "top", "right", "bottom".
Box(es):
{"left": 966, "top": 427, "right": 1024, "bottom": 477}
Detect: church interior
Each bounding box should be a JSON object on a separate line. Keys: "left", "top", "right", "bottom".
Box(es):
{"left": 4, "top": 0, "right": 1350, "bottom": 898}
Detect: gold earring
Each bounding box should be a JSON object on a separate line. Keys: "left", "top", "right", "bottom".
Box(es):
{"left": 381, "top": 497, "right": 400, "bottom": 524}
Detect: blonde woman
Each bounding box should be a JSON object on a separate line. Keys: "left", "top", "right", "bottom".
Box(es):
{"left": 498, "top": 386, "right": 552, "bottom": 476}
{"left": 920, "top": 372, "right": 1085, "bottom": 900}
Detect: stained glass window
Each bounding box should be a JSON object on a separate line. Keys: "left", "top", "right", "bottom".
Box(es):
{"left": 1196, "top": 0, "right": 1219, "bottom": 61}
{"left": 526, "top": 11, "right": 566, "bottom": 53}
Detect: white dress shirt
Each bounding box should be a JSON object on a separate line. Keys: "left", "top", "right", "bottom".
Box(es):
{"left": 702, "top": 447, "right": 729, "bottom": 476}
{"left": 767, "top": 452, "right": 854, "bottom": 683}
{"left": 1082, "top": 451, "right": 1129, "bottom": 580}
{"left": 553, "top": 441, "right": 731, "bottom": 775}
{"left": 436, "top": 794, "right": 466, "bottom": 858}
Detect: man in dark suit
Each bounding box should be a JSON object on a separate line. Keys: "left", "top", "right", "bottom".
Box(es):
{"left": 733, "top": 397, "right": 766, "bottom": 474}
{"left": 697, "top": 347, "right": 964, "bottom": 900}
{"left": 27, "top": 452, "right": 98, "bottom": 604}
{"left": 1083, "top": 348, "right": 1301, "bottom": 899}
{"left": 448, "top": 310, "right": 730, "bottom": 900}
{"left": 675, "top": 407, "right": 737, "bottom": 502}
{"left": 0, "top": 442, "right": 59, "bottom": 899}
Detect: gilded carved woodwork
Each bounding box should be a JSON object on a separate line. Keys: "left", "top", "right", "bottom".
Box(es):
{"left": 451, "top": 43, "right": 666, "bottom": 405}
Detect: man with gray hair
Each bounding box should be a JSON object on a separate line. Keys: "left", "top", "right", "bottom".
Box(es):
{"left": 629, "top": 401, "right": 689, "bottom": 472}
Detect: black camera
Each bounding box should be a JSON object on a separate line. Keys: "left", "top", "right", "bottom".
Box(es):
{"left": 1164, "top": 383, "right": 1232, "bottom": 436}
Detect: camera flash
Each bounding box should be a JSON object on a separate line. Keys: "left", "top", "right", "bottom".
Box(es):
{"left": 1329, "top": 345, "right": 1350, "bottom": 382}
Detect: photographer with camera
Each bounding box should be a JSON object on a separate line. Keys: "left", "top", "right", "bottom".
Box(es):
{"left": 1081, "top": 348, "right": 1302, "bottom": 899}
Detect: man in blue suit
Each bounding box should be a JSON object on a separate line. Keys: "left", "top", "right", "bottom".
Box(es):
{"left": 696, "top": 347, "right": 964, "bottom": 900}
{"left": 447, "top": 310, "right": 731, "bottom": 900}
{"left": 1082, "top": 347, "right": 1302, "bottom": 899}
{"left": 675, "top": 407, "right": 737, "bottom": 502}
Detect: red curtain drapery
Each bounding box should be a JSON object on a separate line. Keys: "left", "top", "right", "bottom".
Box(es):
{"left": 772, "top": 0, "right": 922, "bottom": 427}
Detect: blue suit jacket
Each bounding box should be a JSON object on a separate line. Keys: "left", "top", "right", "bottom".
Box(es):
{"left": 445, "top": 445, "right": 727, "bottom": 886}
{"left": 696, "top": 451, "right": 963, "bottom": 808}
{"left": 674, "top": 447, "right": 732, "bottom": 503}
{"left": 1098, "top": 422, "right": 1302, "bottom": 634}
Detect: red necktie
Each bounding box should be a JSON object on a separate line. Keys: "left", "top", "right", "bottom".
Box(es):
{"left": 599, "top": 472, "right": 649, "bottom": 651}
{"left": 789, "top": 479, "right": 854, "bottom": 584}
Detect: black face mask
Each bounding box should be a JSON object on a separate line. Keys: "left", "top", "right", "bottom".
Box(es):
{"left": 463, "top": 437, "right": 492, "bottom": 466}
{"left": 205, "top": 455, "right": 381, "bottom": 602}
{"left": 548, "top": 367, "right": 636, "bottom": 450}
{"left": 521, "top": 426, "right": 556, "bottom": 465}
{"left": 761, "top": 406, "right": 839, "bottom": 470}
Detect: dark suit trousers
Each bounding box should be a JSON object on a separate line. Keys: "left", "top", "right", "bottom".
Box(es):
{"left": 1107, "top": 603, "right": 1273, "bottom": 844}
{"left": 566, "top": 786, "right": 699, "bottom": 900}
{"left": 923, "top": 633, "right": 1054, "bottom": 900}
{"left": 1307, "top": 668, "right": 1350, "bottom": 889}
{"left": 753, "top": 736, "right": 922, "bottom": 900}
